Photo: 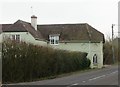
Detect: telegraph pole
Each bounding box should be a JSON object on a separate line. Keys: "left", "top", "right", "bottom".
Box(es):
{"left": 112, "top": 24, "right": 115, "bottom": 63}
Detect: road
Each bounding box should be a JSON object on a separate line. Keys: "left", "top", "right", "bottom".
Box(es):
{"left": 4, "top": 65, "right": 118, "bottom": 86}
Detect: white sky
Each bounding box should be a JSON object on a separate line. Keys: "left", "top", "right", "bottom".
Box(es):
{"left": 0, "top": 0, "right": 119, "bottom": 39}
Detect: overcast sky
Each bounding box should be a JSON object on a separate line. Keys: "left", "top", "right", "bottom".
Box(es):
{"left": 0, "top": 0, "right": 119, "bottom": 39}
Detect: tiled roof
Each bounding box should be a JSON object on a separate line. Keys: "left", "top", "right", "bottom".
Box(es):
{"left": 38, "top": 23, "right": 105, "bottom": 43}
{"left": 1, "top": 20, "right": 44, "bottom": 40}
{"left": 1, "top": 20, "right": 105, "bottom": 43}
{"left": 0, "top": 24, "right": 11, "bottom": 33}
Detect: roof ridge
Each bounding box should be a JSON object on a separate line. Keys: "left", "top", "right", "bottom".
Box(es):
{"left": 5, "top": 20, "right": 20, "bottom": 29}
{"left": 4, "top": 20, "right": 28, "bottom": 32}
{"left": 17, "top": 20, "right": 30, "bottom": 24}
{"left": 38, "top": 23, "right": 88, "bottom": 26}
{"left": 0, "top": 24, "right": 11, "bottom": 25}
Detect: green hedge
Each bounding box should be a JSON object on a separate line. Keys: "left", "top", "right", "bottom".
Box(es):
{"left": 2, "top": 41, "right": 90, "bottom": 83}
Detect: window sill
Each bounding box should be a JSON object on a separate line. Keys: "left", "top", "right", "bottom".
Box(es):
{"left": 50, "top": 44, "right": 59, "bottom": 46}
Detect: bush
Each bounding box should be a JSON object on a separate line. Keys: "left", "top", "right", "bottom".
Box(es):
{"left": 2, "top": 41, "right": 90, "bottom": 83}
{"left": 103, "top": 38, "right": 120, "bottom": 64}
{"left": 103, "top": 41, "right": 113, "bottom": 64}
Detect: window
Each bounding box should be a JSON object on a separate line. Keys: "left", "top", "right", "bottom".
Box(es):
{"left": 93, "top": 54, "right": 97, "bottom": 64}
{"left": 49, "top": 35, "right": 59, "bottom": 45}
{"left": 11, "top": 35, "right": 20, "bottom": 42}
{"left": 16, "top": 35, "right": 20, "bottom": 42}
{"left": 12, "top": 35, "right": 15, "bottom": 41}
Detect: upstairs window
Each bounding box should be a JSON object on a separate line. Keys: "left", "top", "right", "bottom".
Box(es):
{"left": 11, "top": 35, "right": 20, "bottom": 42}
{"left": 49, "top": 35, "right": 59, "bottom": 45}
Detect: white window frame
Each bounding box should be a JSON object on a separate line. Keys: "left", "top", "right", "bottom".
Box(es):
{"left": 49, "top": 35, "right": 59, "bottom": 45}
{"left": 11, "top": 34, "right": 21, "bottom": 42}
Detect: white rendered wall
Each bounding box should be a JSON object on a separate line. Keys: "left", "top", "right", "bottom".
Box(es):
{"left": 2, "top": 32, "right": 47, "bottom": 46}
{"left": 49, "top": 42, "right": 103, "bottom": 68}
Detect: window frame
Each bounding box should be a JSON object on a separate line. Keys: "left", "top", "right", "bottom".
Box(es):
{"left": 12, "top": 35, "right": 15, "bottom": 41}
{"left": 11, "top": 34, "right": 21, "bottom": 42}
{"left": 16, "top": 35, "right": 20, "bottom": 42}
{"left": 49, "top": 35, "right": 59, "bottom": 45}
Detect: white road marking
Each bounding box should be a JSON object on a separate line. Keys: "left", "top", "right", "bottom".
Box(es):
{"left": 66, "top": 70, "right": 118, "bottom": 87}
{"left": 66, "top": 83, "right": 78, "bottom": 87}
{"left": 89, "top": 75, "right": 106, "bottom": 81}
{"left": 72, "top": 83, "right": 79, "bottom": 85}
{"left": 88, "top": 71, "right": 118, "bottom": 82}
{"left": 82, "top": 81, "right": 86, "bottom": 83}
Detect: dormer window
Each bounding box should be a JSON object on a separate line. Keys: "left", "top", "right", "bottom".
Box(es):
{"left": 49, "top": 35, "right": 59, "bottom": 45}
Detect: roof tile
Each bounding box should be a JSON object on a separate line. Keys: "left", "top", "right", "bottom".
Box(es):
{"left": 1, "top": 20, "right": 105, "bottom": 42}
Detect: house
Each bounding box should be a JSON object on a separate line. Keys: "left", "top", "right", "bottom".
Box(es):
{"left": 0, "top": 15, "right": 105, "bottom": 68}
